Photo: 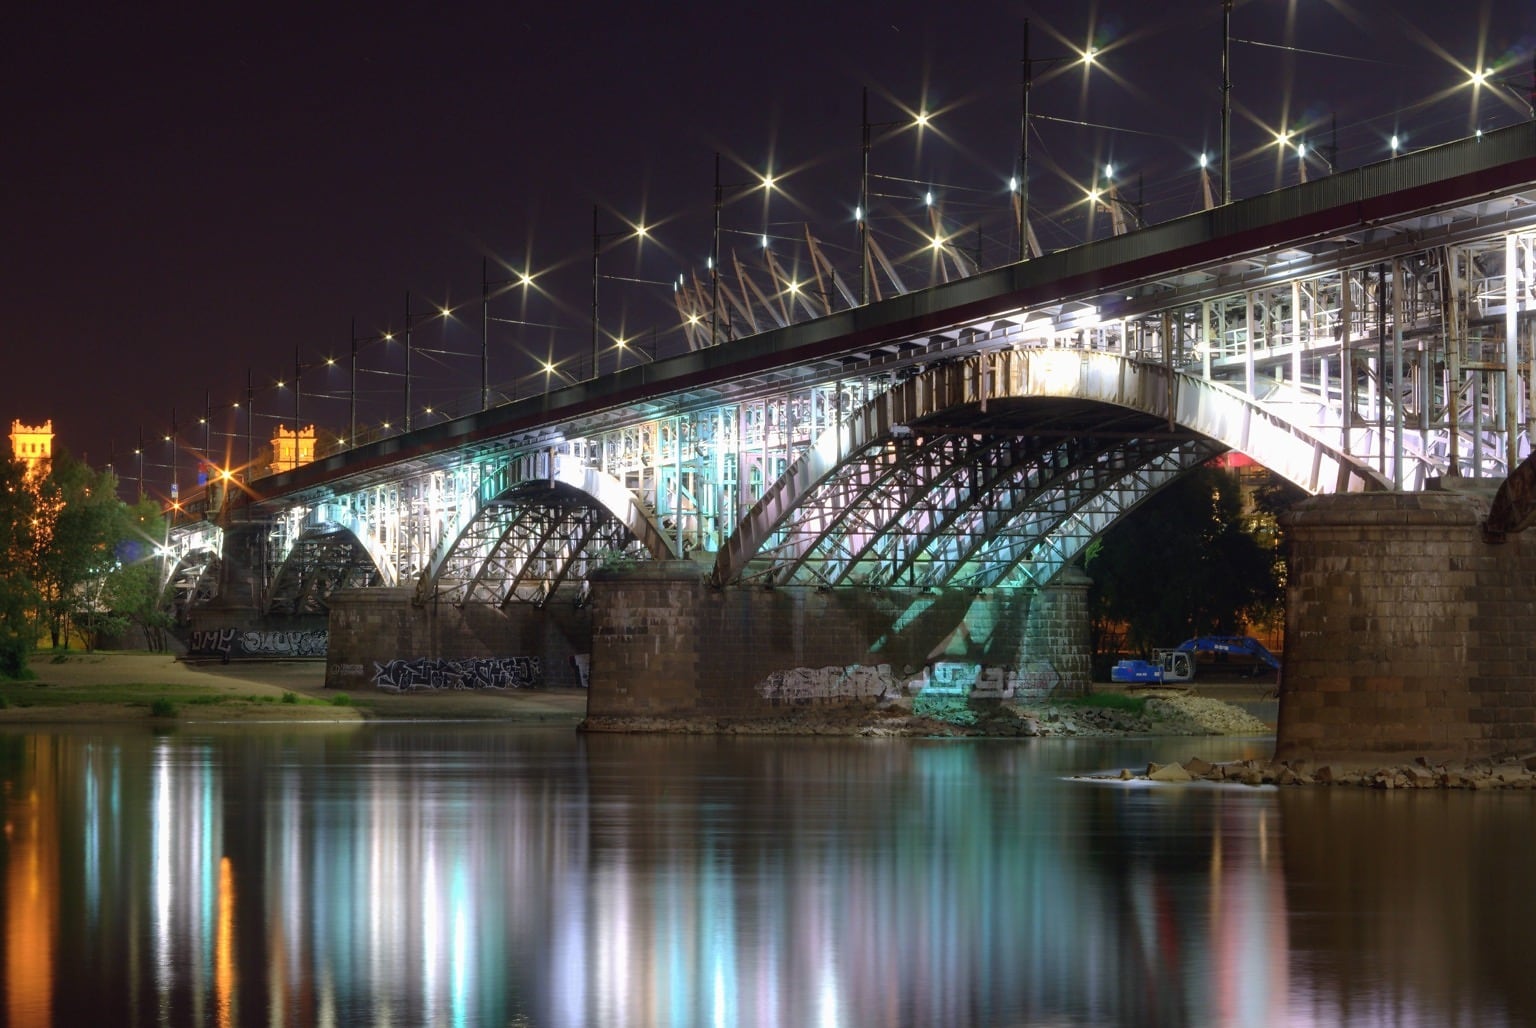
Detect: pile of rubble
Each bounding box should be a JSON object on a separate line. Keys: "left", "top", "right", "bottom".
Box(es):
{"left": 1089, "top": 754, "right": 1536, "bottom": 789}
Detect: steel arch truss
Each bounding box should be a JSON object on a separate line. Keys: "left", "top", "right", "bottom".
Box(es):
{"left": 735, "top": 425, "right": 1223, "bottom": 588}
{"left": 714, "top": 349, "right": 1382, "bottom": 586}
{"left": 161, "top": 547, "right": 221, "bottom": 622}
{"left": 423, "top": 481, "right": 656, "bottom": 607}
{"left": 266, "top": 529, "right": 383, "bottom": 616}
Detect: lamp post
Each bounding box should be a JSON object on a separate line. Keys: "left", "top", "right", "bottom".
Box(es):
{"left": 859, "top": 87, "right": 935, "bottom": 296}
{"left": 1222, "top": 0, "right": 1233, "bottom": 205}
{"left": 401, "top": 291, "right": 452, "bottom": 432}
{"left": 592, "top": 207, "right": 650, "bottom": 379}
{"left": 1019, "top": 19, "right": 1094, "bottom": 261}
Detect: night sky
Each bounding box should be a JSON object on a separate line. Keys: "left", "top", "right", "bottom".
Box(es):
{"left": 5, "top": 1, "right": 1532, "bottom": 494}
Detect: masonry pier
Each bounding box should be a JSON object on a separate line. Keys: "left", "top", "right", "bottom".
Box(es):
{"left": 1278, "top": 490, "right": 1536, "bottom": 763}
{"left": 318, "top": 563, "right": 1093, "bottom": 713}
{"left": 583, "top": 563, "right": 1091, "bottom": 720}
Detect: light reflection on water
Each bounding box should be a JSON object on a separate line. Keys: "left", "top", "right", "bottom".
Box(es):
{"left": 0, "top": 726, "right": 1529, "bottom": 1026}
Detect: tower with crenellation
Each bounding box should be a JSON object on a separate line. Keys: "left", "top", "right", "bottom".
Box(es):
{"left": 9, "top": 419, "right": 53, "bottom": 481}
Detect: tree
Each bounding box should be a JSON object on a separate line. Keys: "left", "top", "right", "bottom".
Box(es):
{"left": 0, "top": 457, "right": 38, "bottom": 675}
{"left": 27, "top": 451, "right": 125, "bottom": 649}
{"left": 100, "top": 499, "right": 175, "bottom": 652}
{"left": 1085, "top": 464, "right": 1282, "bottom": 656}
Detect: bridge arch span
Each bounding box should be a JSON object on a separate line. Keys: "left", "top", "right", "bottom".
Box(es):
{"left": 266, "top": 507, "right": 394, "bottom": 616}
{"left": 711, "top": 350, "right": 1385, "bottom": 587}
{"left": 417, "top": 460, "right": 677, "bottom": 607}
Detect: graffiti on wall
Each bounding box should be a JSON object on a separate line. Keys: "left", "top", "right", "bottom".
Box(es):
{"left": 188, "top": 627, "right": 329, "bottom": 661}
{"left": 372, "top": 656, "right": 542, "bottom": 692}
{"left": 756, "top": 664, "right": 907, "bottom": 704}
{"left": 755, "top": 661, "right": 1061, "bottom": 703}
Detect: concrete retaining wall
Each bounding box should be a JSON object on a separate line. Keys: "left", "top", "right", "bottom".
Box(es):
{"left": 587, "top": 562, "right": 1091, "bottom": 718}
{"left": 1278, "top": 491, "right": 1536, "bottom": 762}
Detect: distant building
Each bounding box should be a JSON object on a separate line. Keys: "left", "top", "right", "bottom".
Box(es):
{"left": 270, "top": 425, "right": 317, "bottom": 474}
{"left": 9, "top": 419, "right": 53, "bottom": 480}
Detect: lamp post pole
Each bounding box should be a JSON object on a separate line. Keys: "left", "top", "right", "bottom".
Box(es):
{"left": 480, "top": 257, "right": 491, "bottom": 410}
{"left": 245, "top": 368, "right": 253, "bottom": 472}
{"left": 591, "top": 206, "right": 601, "bottom": 380}
{"left": 1221, "top": 0, "right": 1233, "bottom": 205}
{"left": 349, "top": 320, "right": 358, "bottom": 446}
{"left": 1021, "top": 20, "right": 1032, "bottom": 261}
{"left": 404, "top": 291, "right": 414, "bottom": 431}
{"left": 860, "top": 86, "right": 871, "bottom": 303}
{"left": 712, "top": 154, "right": 722, "bottom": 345}
{"left": 293, "top": 345, "right": 302, "bottom": 440}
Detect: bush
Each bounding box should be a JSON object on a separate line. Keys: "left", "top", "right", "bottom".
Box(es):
{"left": 281, "top": 692, "right": 298, "bottom": 704}
{"left": 330, "top": 693, "right": 353, "bottom": 707}
{"left": 149, "top": 698, "right": 177, "bottom": 718}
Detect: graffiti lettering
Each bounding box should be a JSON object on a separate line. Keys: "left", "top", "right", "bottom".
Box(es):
{"left": 188, "top": 628, "right": 328, "bottom": 660}
{"left": 756, "top": 664, "right": 903, "bottom": 704}
{"left": 371, "top": 656, "right": 542, "bottom": 692}
{"left": 240, "top": 630, "right": 328, "bottom": 657}
{"left": 757, "top": 661, "right": 1054, "bottom": 703}
{"left": 189, "top": 627, "right": 239, "bottom": 660}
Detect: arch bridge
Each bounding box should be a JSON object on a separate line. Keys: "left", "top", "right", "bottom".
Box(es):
{"left": 176, "top": 125, "right": 1536, "bottom": 620}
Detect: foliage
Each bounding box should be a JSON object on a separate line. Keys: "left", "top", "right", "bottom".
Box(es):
{"left": 27, "top": 451, "right": 127, "bottom": 649}
{"left": 100, "top": 499, "right": 175, "bottom": 651}
{"left": 1085, "top": 464, "right": 1283, "bottom": 656}
{"left": 0, "top": 456, "right": 38, "bottom": 676}
{"left": 149, "top": 697, "right": 177, "bottom": 718}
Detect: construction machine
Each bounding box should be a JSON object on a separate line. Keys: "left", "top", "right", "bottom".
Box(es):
{"left": 1109, "top": 635, "right": 1281, "bottom": 685}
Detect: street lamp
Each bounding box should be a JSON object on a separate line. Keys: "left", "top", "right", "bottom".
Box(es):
{"left": 1020, "top": 19, "right": 1097, "bottom": 261}
{"left": 861, "top": 87, "right": 934, "bottom": 297}
{"left": 1222, "top": 0, "right": 1233, "bottom": 205}
{"left": 403, "top": 291, "right": 452, "bottom": 431}
{"left": 592, "top": 207, "right": 653, "bottom": 379}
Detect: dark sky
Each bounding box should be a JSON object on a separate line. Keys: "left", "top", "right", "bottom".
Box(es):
{"left": 4, "top": 1, "right": 1533, "bottom": 493}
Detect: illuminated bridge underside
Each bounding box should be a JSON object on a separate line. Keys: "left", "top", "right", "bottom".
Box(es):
{"left": 420, "top": 464, "right": 675, "bottom": 607}
{"left": 740, "top": 418, "right": 1221, "bottom": 589}
{"left": 713, "top": 350, "right": 1381, "bottom": 586}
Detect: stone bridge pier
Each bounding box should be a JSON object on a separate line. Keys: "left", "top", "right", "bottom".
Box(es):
{"left": 584, "top": 562, "right": 1091, "bottom": 719}
{"left": 1278, "top": 489, "right": 1536, "bottom": 763}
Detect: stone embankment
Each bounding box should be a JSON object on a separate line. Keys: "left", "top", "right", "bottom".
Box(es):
{"left": 1089, "top": 754, "right": 1536, "bottom": 790}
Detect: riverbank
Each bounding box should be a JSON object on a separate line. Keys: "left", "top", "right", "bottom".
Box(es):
{"left": 0, "top": 653, "right": 1278, "bottom": 737}
{"left": 1080, "top": 753, "right": 1536, "bottom": 790}
{"left": 0, "top": 652, "right": 588, "bottom": 724}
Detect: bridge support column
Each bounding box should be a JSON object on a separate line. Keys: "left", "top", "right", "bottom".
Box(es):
{"left": 586, "top": 563, "right": 1090, "bottom": 722}
{"left": 1278, "top": 491, "right": 1536, "bottom": 763}
{"left": 1023, "top": 567, "right": 1092, "bottom": 697}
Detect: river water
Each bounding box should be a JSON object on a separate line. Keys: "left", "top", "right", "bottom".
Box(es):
{"left": 0, "top": 724, "right": 1530, "bottom": 1027}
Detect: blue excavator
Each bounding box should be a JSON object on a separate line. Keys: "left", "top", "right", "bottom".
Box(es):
{"left": 1109, "top": 635, "right": 1281, "bottom": 685}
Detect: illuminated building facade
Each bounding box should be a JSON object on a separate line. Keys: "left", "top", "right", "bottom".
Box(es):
{"left": 270, "top": 425, "right": 317, "bottom": 474}
{"left": 9, "top": 419, "right": 53, "bottom": 480}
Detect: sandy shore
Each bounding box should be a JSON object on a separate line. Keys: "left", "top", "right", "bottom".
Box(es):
{"left": 0, "top": 652, "right": 589, "bottom": 724}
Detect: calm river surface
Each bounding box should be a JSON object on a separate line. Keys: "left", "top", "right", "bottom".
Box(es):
{"left": 0, "top": 724, "right": 1531, "bottom": 1027}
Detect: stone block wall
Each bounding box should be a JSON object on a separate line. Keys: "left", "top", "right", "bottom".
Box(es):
{"left": 1277, "top": 491, "right": 1536, "bottom": 762}
{"left": 325, "top": 586, "right": 590, "bottom": 690}
{"left": 588, "top": 562, "right": 1091, "bottom": 718}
